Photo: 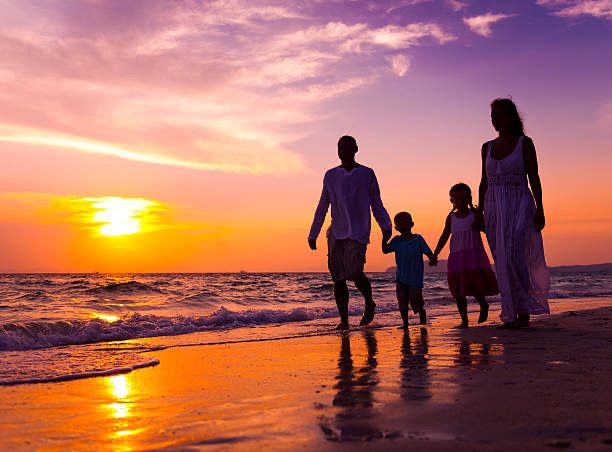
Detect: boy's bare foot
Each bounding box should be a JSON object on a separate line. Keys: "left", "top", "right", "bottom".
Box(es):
{"left": 478, "top": 304, "right": 489, "bottom": 323}
{"left": 335, "top": 321, "right": 349, "bottom": 330}
{"left": 359, "top": 303, "right": 376, "bottom": 326}
{"left": 419, "top": 309, "right": 427, "bottom": 325}
{"left": 497, "top": 321, "right": 516, "bottom": 329}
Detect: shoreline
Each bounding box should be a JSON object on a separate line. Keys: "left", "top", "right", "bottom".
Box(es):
{"left": 1, "top": 298, "right": 611, "bottom": 450}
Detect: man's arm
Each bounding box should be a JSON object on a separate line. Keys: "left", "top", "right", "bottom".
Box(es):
{"left": 382, "top": 235, "right": 394, "bottom": 254}
{"left": 369, "top": 171, "right": 392, "bottom": 241}
{"left": 308, "top": 180, "right": 330, "bottom": 250}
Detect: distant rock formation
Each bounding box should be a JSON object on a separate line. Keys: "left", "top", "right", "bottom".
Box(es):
{"left": 386, "top": 260, "right": 447, "bottom": 274}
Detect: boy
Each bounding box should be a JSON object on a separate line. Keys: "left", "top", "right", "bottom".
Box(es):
{"left": 382, "top": 212, "right": 437, "bottom": 329}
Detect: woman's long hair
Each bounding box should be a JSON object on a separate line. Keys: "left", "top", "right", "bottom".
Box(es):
{"left": 491, "top": 98, "right": 525, "bottom": 136}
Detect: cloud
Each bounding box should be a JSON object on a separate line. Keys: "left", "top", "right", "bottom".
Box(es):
{"left": 387, "top": 54, "right": 411, "bottom": 76}
{"left": 463, "top": 12, "right": 516, "bottom": 37}
{"left": 0, "top": 1, "right": 455, "bottom": 175}
{"left": 446, "top": 0, "right": 469, "bottom": 11}
{"left": 537, "top": 0, "right": 612, "bottom": 19}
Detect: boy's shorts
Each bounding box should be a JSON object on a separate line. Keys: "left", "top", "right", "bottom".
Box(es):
{"left": 396, "top": 282, "right": 424, "bottom": 313}
{"left": 327, "top": 234, "right": 367, "bottom": 282}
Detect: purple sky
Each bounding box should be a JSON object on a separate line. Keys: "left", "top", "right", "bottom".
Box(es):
{"left": 0, "top": 0, "right": 610, "bottom": 271}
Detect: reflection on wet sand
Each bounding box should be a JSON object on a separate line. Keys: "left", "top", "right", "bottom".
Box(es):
{"left": 320, "top": 330, "right": 381, "bottom": 442}
{"left": 400, "top": 328, "right": 431, "bottom": 401}
{"left": 454, "top": 338, "right": 495, "bottom": 368}
{"left": 105, "top": 374, "right": 140, "bottom": 441}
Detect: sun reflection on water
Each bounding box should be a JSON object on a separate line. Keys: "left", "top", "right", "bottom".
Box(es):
{"left": 109, "top": 375, "right": 130, "bottom": 400}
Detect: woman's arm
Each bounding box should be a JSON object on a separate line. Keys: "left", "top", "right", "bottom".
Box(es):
{"left": 433, "top": 214, "right": 452, "bottom": 257}
{"left": 523, "top": 136, "right": 545, "bottom": 231}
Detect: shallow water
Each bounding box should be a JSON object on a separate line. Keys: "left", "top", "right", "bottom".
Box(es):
{"left": 0, "top": 271, "right": 610, "bottom": 384}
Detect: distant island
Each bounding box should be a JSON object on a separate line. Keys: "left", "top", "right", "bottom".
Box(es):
{"left": 548, "top": 263, "right": 612, "bottom": 273}
{"left": 385, "top": 262, "right": 612, "bottom": 274}
{"left": 386, "top": 260, "right": 448, "bottom": 274}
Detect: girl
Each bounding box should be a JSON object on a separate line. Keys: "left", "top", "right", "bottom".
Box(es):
{"left": 433, "top": 183, "right": 498, "bottom": 328}
{"left": 476, "top": 98, "right": 550, "bottom": 328}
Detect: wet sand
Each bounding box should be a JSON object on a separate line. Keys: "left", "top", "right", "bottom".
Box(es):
{"left": 1, "top": 298, "right": 611, "bottom": 450}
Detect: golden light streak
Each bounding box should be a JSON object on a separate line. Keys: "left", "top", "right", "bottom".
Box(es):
{"left": 92, "top": 312, "right": 120, "bottom": 322}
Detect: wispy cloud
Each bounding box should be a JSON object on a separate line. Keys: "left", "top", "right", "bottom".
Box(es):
{"left": 0, "top": 0, "right": 456, "bottom": 175}
{"left": 463, "top": 12, "right": 515, "bottom": 37}
{"left": 537, "top": 0, "right": 612, "bottom": 19}
{"left": 446, "top": 0, "right": 469, "bottom": 11}
{"left": 387, "top": 54, "right": 411, "bottom": 76}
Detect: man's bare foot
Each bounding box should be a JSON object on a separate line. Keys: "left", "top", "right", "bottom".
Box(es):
{"left": 478, "top": 304, "right": 489, "bottom": 323}
{"left": 419, "top": 309, "right": 427, "bottom": 325}
{"left": 335, "top": 321, "right": 349, "bottom": 330}
{"left": 359, "top": 303, "right": 376, "bottom": 326}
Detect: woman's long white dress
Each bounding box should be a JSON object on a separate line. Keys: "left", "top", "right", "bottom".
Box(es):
{"left": 484, "top": 136, "right": 550, "bottom": 322}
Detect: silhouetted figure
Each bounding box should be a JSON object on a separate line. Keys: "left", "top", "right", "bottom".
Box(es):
{"left": 320, "top": 331, "right": 380, "bottom": 441}
{"left": 400, "top": 328, "right": 431, "bottom": 401}
{"left": 309, "top": 136, "right": 392, "bottom": 329}
{"left": 432, "top": 183, "right": 498, "bottom": 328}
{"left": 382, "top": 212, "right": 436, "bottom": 329}
{"left": 475, "top": 99, "right": 550, "bottom": 328}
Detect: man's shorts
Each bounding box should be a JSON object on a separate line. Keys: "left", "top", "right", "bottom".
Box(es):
{"left": 327, "top": 233, "right": 367, "bottom": 282}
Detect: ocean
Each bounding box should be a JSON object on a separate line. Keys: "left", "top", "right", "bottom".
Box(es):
{"left": 1, "top": 270, "right": 610, "bottom": 385}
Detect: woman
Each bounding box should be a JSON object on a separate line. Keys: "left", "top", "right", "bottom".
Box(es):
{"left": 475, "top": 98, "right": 550, "bottom": 328}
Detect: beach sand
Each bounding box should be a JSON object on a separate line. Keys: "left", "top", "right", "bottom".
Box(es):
{"left": 1, "top": 298, "right": 611, "bottom": 451}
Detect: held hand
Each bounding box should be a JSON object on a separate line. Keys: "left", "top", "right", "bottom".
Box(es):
{"left": 534, "top": 208, "right": 545, "bottom": 231}
{"left": 472, "top": 211, "right": 485, "bottom": 232}
{"left": 308, "top": 239, "right": 317, "bottom": 251}
{"left": 428, "top": 255, "right": 438, "bottom": 267}
{"left": 382, "top": 229, "right": 392, "bottom": 244}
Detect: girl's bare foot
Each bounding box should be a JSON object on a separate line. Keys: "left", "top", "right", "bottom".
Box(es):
{"left": 478, "top": 304, "right": 489, "bottom": 323}
{"left": 455, "top": 322, "right": 468, "bottom": 329}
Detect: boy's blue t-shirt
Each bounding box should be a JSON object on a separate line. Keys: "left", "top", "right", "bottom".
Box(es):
{"left": 385, "top": 234, "right": 432, "bottom": 287}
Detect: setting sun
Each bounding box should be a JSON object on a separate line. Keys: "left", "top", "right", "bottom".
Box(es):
{"left": 89, "top": 197, "right": 155, "bottom": 237}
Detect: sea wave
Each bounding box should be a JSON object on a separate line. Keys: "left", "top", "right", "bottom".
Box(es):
{"left": 0, "top": 303, "right": 417, "bottom": 351}
{"left": 84, "top": 281, "right": 162, "bottom": 294}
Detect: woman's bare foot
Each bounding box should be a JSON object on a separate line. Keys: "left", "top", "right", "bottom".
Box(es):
{"left": 516, "top": 314, "right": 530, "bottom": 328}
{"left": 497, "top": 321, "right": 516, "bottom": 329}
{"left": 478, "top": 303, "right": 489, "bottom": 323}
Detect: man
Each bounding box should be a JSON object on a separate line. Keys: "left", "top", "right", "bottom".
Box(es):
{"left": 308, "top": 135, "right": 392, "bottom": 330}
